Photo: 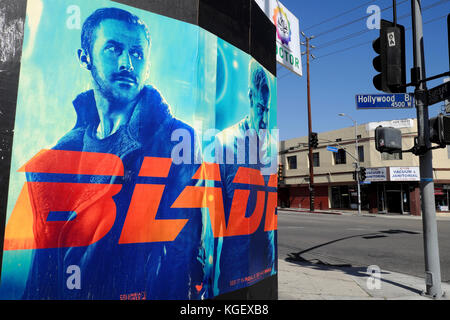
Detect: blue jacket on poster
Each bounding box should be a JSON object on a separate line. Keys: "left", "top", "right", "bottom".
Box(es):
{"left": 212, "top": 117, "right": 277, "bottom": 296}
{"left": 22, "top": 85, "right": 210, "bottom": 300}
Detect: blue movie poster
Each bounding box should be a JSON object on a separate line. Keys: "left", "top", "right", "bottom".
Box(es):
{"left": 0, "top": 0, "right": 278, "bottom": 300}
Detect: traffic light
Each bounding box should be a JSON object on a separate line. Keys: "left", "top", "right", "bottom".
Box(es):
{"left": 429, "top": 113, "right": 450, "bottom": 147}
{"left": 375, "top": 126, "right": 402, "bottom": 153}
{"left": 278, "top": 164, "right": 284, "bottom": 183}
{"left": 359, "top": 167, "right": 367, "bottom": 181}
{"left": 353, "top": 170, "right": 357, "bottom": 181}
{"left": 309, "top": 132, "right": 318, "bottom": 149}
{"left": 372, "top": 20, "right": 406, "bottom": 93}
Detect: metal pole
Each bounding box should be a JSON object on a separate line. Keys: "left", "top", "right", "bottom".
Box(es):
{"left": 339, "top": 113, "right": 361, "bottom": 215}
{"left": 393, "top": 0, "right": 397, "bottom": 26}
{"left": 355, "top": 121, "right": 361, "bottom": 216}
{"left": 446, "top": 15, "right": 450, "bottom": 114}
{"left": 306, "top": 37, "right": 314, "bottom": 212}
{"left": 411, "top": 0, "right": 443, "bottom": 299}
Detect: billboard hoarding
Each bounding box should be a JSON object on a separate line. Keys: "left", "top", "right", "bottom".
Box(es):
{"left": 255, "top": 0, "right": 302, "bottom": 76}
{"left": 0, "top": 0, "right": 278, "bottom": 300}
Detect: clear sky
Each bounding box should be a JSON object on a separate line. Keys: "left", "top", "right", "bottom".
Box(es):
{"left": 276, "top": 0, "right": 449, "bottom": 141}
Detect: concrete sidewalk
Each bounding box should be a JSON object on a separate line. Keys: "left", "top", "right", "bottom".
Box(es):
{"left": 278, "top": 258, "right": 450, "bottom": 300}
{"left": 277, "top": 207, "right": 450, "bottom": 299}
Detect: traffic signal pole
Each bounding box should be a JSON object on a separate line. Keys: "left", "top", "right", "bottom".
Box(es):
{"left": 305, "top": 36, "right": 314, "bottom": 212}
{"left": 339, "top": 113, "right": 361, "bottom": 215}
{"left": 411, "top": 0, "right": 443, "bottom": 299}
{"left": 354, "top": 122, "right": 361, "bottom": 216}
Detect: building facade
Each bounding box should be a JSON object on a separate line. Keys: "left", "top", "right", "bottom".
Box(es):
{"left": 278, "top": 118, "right": 450, "bottom": 216}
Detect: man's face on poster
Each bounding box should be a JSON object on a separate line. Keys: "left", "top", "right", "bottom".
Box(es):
{"left": 88, "top": 19, "right": 150, "bottom": 104}
{"left": 249, "top": 82, "right": 270, "bottom": 131}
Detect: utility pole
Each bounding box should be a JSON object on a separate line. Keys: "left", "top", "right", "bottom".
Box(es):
{"left": 302, "top": 33, "right": 316, "bottom": 211}
{"left": 411, "top": 0, "right": 443, "bottom": 299}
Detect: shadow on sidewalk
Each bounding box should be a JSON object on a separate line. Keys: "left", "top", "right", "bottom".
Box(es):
{"left": 289, "top": 229, "right": 420, "bottom": 260}
{"left": 285, "top": 229, "right": 424, "bottom": 296}
{"left": 285, "top": 255, "right": 424, "bottom": 296}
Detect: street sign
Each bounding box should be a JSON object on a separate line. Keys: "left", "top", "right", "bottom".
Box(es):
{"left": 326, "top": 146, "right": 338, "bottom": 153}
{"left": 355, "top": 93, "right": 414, "bottom": 109}
{"left": 427, "top": 81, "right": 450, "bottom": 106}
{"left": 365, "top": 167, "right": 387, "bottom": 182}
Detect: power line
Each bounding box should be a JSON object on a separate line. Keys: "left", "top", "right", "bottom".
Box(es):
{"left": 315, "top": 39, "right": 372, "bottom": 60}
{"left": 314, "top": 13, "right": 449, "bottom": 60}
{"left": 302, "top": 0, "right": 374, "bottom": 31}
{"left": 313, "top": 29, "right": 371, "bottom": 52}
{"left": 311, "top": 0, "right": 410, "bottom": 39}
{"left": 278, "top": 11, "right": 449, "bottom": 80}
{"left": 421, "top": 11, "right": 450, "bottom": 25}
{"left": 278, "top": 61, "right": 307, "bottom": 80}
{"left": 312, "top": 0, "right": 449, "bottom": 51}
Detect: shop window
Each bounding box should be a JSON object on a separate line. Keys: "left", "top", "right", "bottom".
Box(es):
{"left": 358, "top": 145, "right": 364, "bottom": 162}
{"left": 287, "top": 155, "right": 297, "bottom": 170}
{"left": 313, "top": 152, "right": 320, "bottom": 167}
{"left": 381, "top": 151, "right": 402, "bottom": 160}
{"left": 331, "top": 186, "right": 350, "bottom": 208}
{"left": 435, "top": 184, "right": 449, "bottom": 211}
{"left": 334, "top": 149, "right": 346, "bottom": 164}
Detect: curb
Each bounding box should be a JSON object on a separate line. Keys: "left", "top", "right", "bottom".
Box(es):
{"left": 278, "top": 207, "right": 450, "bottom": 220}
{"left": 278, "top": 208, "right": 342, "bottom": 215}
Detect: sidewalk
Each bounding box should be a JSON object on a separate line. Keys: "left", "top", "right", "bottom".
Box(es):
{"left": 278, "top": 258, "right": 450, "bottom": 300}
{"left": 277, "top": 206, "right": 450, "bottom": 300}
{"left": 279, "top": 207, "right": 450, "bottom": 220}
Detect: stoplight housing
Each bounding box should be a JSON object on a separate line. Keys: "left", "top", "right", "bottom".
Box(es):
{"left": 429, "top": 113, "right": 450, "bottom": 147}
{"left": 278, "top": 164, "right": 284, "bottom": 183}
{"left": 359, "top": 167, "right": 367, "bottom": 181}
{"left": 375, "top": 126, "right": 403, "bottom": 153}
{"left": 372, "top": 20, "right": 406, "bottom": 93}
{"left": 309, "top": 132, "right": 318, "bottom": 149}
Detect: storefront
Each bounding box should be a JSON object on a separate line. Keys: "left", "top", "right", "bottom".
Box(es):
{"left": 279, "top": 184, "right": 329, "bottom": 210}
{"left": 279, "top": 166, "right": 444, "bottom": 216}
{"left": 373, "top": 182, "right": 416, "bottom": 214}
{"left": 330, "top": 184, "right": 369, "bottom": 210}
{"left": 329, "top": 181, "right": 419, "bottom": 214}
{"left": 328, "top": 167, "right": 421, "bottom": 215}
{"left": 434, "top": 184, "right": 450, "bottom": 212}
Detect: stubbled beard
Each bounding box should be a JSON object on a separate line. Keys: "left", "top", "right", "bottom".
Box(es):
{"left": 90, "top": 65, "right": 138, "bottom": 104}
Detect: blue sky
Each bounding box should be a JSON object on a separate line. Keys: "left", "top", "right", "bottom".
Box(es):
{"left": 276, "top": 0, "right": 449, "bottom": 141}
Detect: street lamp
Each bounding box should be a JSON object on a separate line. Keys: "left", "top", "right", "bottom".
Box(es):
{"left": 338, "top": 113, "right": 361, "bottom": 216}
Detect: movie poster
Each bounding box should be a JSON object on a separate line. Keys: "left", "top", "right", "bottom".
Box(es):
{"left": 0, "top": 0, "right": 278, "bottom": 300}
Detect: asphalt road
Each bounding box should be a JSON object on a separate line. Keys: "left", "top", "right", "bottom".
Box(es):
{"left": 277, "top": 210, "right": 450, "bottom": 283}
